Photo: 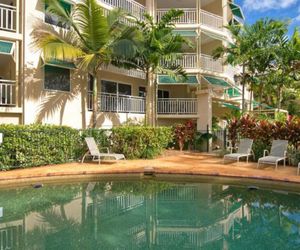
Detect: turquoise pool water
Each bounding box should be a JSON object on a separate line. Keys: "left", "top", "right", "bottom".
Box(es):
{"left": 0, "top": 180, "right": 299, "bottom": 249}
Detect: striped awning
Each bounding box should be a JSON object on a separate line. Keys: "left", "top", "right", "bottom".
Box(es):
{"left": 43, "top": 58, "right": 76, "bottom": 69}
{"left": 158, "top": 75, "right": 199, "bottom": 85}
{"left": 229, "top": 3, "right": 245, "bottom": 20}
{"left": 173, "top": 30, "right": 198, "bottom": 37}
{"left": 203, "top": 76, "right": 231, "bottom": 88}
{"left": 0, "top": 40, "right": 14, "bottom": 55}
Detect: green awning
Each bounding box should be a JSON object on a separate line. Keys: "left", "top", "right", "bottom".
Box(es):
{"left": 252, "top": 101, "right": 273, "bottom": 109}
{"left": 173, "top": 30, "right": 198, "bottom": 37}
{"left": 158, "top": 75, "right": 199, "bottom": 85}
{"left": 222, "top": 102, "right": 240, "bottom": 110}
{"left": 229, "top": 3, "right": 245, "bottom": 20}
{"left": 204, "top": 76, "right": 230, "bottom": 88}
{"left": 44, "top": 58, "right": 76, "bottom": 69}
{"left": 45, "top": 0, "right": 72, "bottom": 13}
{"left": 227, "top": 88, "right": 241, "bottom": 97}
{"left": 0, "top": 40, "right": 14, "bottom": 55}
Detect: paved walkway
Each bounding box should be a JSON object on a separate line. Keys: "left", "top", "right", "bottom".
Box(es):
{"left": 0, "top": 152, "right": 299, "bottom": 186}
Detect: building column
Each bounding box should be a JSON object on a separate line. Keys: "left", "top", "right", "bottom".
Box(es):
{"left": 196, "top": 89, "right": 212, "bottom": 131}
{"left": 145, "top": 0, "right": 155, "bottom": 18}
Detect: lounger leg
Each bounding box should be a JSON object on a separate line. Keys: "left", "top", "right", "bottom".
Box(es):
{"left": 81, "top": 151, "right": 89, "bottom": 164}
{"left": 275, "top": 162, "right": 278, "bottom": 170}
{"left": 246, "top": 156, "right": 249, "bottom": 164}
{"left": 257, "top": 161, "right": 260, "bottom": 169}
{"left": 284, "top": 159, "right": 286, "bottom": 168}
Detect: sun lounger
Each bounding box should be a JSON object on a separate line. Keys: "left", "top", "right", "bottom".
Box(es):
{"left": 223, "top": 138, "right": 254, "bottom": 163}
{"left": 257, "top": 140, "right": 288, "bottom": 170}
{"left": 81, "top": 137, "right": 125, "bottom": 164}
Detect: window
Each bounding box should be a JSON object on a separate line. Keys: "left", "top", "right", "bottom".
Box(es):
{"left": 139, "top": 86, "right": 146, "bottom": 97}
{"left": 158, "top": 90, "right": 169, "bottom": 98}
{"left": 101, "top": 81, "right": 131, "bottom": 96}
{"left": 44, "top": 65, "right": 70, "bottom": 91}
{"left": 45, "top": 0, "right": 71, "bottom": 28}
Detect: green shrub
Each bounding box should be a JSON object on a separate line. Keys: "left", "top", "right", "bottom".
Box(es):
{"left": 0, "top": 124, "right": 81, "bottom": 170}
{"left": 110, "top": 126, "right": 173, "bottom": 159}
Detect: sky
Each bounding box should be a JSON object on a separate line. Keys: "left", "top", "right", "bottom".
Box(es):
{"left": 235, "top": 0, "right": 300, "bottom": 35}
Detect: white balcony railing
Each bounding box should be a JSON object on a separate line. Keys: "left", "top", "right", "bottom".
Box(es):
{"left": 0, "top": 80, "right": 16, "bottom": 106}
{"left": 0, "top": 3, "right": 16, "bottom": 32}
{"left": 100, "top": 92, "right": 145, "bottom": 113}
{"left": 200, "top": 54, "right": 223, "bottom": 73}
{"left": 104, "top": 65, "right": 146, "bottom": 79}
{"left": 157, "top": 98, "right": 198, "bottom": 115}
{"left": 99, "top": 0, "right": 146, "bottom": 20}
{"left": 157, "top": 8, "right": 197, "bottom": 24}
{"left": 161, "top": 53, "right": 197, "bottom": 69}
{"left": 200, "top": 10, "right": 223, "bottom": 31}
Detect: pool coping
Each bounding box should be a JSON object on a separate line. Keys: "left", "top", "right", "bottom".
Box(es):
{"left": 0, "top": 153, "right": 299, "bottom": 188}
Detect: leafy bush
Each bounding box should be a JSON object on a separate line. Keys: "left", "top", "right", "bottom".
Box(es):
{"left": 173, "top": 120, "right": 196, "bottom": 151}
{"left": 0, "top": 124, "right": 81, "bottom": 170}
{"left": 110, "top": 126, "right": 173, "bottom": 159}
{"left": 227, "top": 115, "right": 300, "bottom": 162}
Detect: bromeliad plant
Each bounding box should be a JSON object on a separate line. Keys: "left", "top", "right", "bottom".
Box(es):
{"left": 173, "top": 120, "right": 196, "bottom": 151}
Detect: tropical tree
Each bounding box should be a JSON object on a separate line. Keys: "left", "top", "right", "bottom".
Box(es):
{"left": 32, "top": 0, "right": 137, "bottom": 127}
{"left": 213, "top": 24, "right": 253, "bottom": 112}
{"left": 115, "top": 9, "right": 191, "bottom": 126}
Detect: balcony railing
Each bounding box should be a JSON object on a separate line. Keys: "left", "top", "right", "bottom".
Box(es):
{"left": 0, "top": 80, "right": 16, "bottom": 106}
{"left": 161, "top": 53, "right": 197, "bottom": 69}
{"left": 99, "top": 92, "right": 145, "bottom": 113}
{"left": 157, "top": 8, "right": 197, "bottom": 24}
{"left": 200, "top": 10, "right": 223, "bottom": 31}
{"left": 99, "top": 0, "right": 146, "bottom": 20}
{"left": 104, "top": 65, "right": 146, "bottom": 79}
{"left": 157, "top": 98, "right": 198, "bottom": 115}
{"left": 0, "top": 3, "right": 16, "bottom": 32}
{"left": 200, "top": 54, "right": 223, "bottom": 73}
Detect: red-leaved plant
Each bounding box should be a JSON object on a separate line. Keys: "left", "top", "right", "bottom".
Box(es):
{"left": 173, "top": 120, "right": 196, "bottom": 151}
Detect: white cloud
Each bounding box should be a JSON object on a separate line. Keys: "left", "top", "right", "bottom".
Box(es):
{"left": 292, "top": 5, "right": 300, "bottom": 22}
{"left": 243, "top": 0, "right": 298, "bottom": 12}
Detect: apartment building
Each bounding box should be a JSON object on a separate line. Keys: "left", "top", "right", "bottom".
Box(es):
{"left": 0, "top": 0, "right": 249, "bottom": 129}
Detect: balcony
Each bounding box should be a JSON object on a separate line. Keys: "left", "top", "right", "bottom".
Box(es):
{"left": 0, "top": 79, "right": 16, "bottom": 106}
{"left": 99, "top": 92, "right": 145, "bottom": 113}
{"left": 161, "top": 53, "right": 198, "bottom": 69}
{"left": 200, "top": 10, "right": 223, "bottom": 32}
{"left": 157, "top": 98, "right": 198, "bottom": 115}
{"left": 0, "top": 3, "right": 16, "bottom": 32}
{"left": 99, "top": 0, "right": 146, "bottom": 20}
{"left": 200, "top": 54, "right": 223, "bottom": 73}
{"left": 104, "top": 65, "right": 146, "bottom": 79}
{"left": 157, "top": 8, "right": 197, "bottom": 24}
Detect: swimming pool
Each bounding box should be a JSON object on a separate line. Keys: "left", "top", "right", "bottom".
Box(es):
{"left": 0, "top": 179, "right": 299, "bottom": 249}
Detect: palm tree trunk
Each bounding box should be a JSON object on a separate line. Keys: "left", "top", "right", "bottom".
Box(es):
{"left": 241, "top": 65, "right": 246, "bottom": 113}
{"left": 145, "top": 70, "right": 156, "bottom": 126}
{"left": 92, "top": 75, "right": 98, "bottom": 128}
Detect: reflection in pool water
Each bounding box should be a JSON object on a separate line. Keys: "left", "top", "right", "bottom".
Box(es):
{"left": 0, "top": 180, "right": 299, "bottom": 249}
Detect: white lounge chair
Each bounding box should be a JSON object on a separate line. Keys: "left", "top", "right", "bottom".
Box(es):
{"left": 223, "top": 138, "right": 254, "bottom": 164}
{"left": 297, "top": 162, "right": 300, "bottom": 176}
{"left": 81, "top": 137, "right": 125, "bottom": 164}
{"left": 257, "top": 140, "right": 288, "bottom": 170}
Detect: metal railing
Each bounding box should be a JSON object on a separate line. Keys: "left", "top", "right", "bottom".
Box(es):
{"left": 100, "top": 92, "right": 146, "bottom": 113}
{"left": 157, "top": 98, "right": 198, "bottom": 115}
{"left": 0, "top": 3, "right": 16, "bottom": 32}
{"left": 100, "top": 0, "right": 146, "bottom": 20}
{"left": 0, "top": 79, "right": 16, "bottom": 106}
{"left": 200, "top": 54, "right": 223, "bottom": 73}
{"left": 104, "top": 65, "right": 146, "bottom": 79}
{"left": 162, "top": 53, "right": 197, "bottom": 69}
{"left": 200, "top": 10, "right": 223, "bottom": 31}
{"left": 157, "top": 8, "right": 197, "bottom": 24}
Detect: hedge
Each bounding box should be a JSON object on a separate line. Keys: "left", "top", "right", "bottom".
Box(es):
{"left": 0, "top": 124, "right": 173, "bottom": 170}
{"left": 110, "top": 126, "right": 173, "bottom": 159}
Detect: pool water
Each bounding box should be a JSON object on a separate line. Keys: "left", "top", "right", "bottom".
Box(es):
{"left": 0, "top": 180, "right": 300, "bottom": 249}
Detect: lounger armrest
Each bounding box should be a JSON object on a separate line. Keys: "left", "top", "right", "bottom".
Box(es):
{"left": 99, "top": 147, "right": 110, "bottom": 153}
{"left": 263, "top": 150, "right": 269, "bottom": 157}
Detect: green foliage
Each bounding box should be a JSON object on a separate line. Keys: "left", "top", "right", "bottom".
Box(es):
{"left": 227, "top": 115, "right": 300, "bottom": 161}
{"left": 0, "top": 124, "right": 81, "bottom": 170}
{"left": 110, "top": 126, "right": 173, "bottom": 159}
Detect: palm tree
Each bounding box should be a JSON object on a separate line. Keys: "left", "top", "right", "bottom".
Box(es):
{"left": 115, "top": 9, "right": 191, "bottom": 126}
{"left": 213, "top": 24, "right": 253, "bottom": 113}
{"left": 32, "top": 0, "right": 137, "bottom": 127}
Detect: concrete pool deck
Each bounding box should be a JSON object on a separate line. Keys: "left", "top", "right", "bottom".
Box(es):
{"left": 0, "top": 152, "right": 299, "bottom": 185}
